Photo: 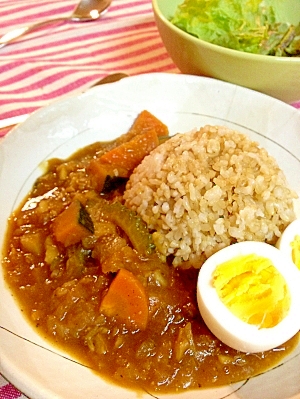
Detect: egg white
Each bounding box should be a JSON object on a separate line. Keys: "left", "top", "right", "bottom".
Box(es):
{"left": 197, "top": 241, "right": 300, "bottom": 353}
{"left": 276, "top": 219, "right": 300, "bottom": 270}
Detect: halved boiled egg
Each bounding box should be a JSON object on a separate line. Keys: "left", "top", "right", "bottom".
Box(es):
{"left": 276, "top": 219, "right": 300, "bottom": 271}
{"left": 197, "top": 241, "right": 300, "bottom": 353}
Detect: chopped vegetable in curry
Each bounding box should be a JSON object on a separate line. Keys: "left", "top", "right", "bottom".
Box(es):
{"left": 2, "top": 111, "right": 299, "bottom": 393}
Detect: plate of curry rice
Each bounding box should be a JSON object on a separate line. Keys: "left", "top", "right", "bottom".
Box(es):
{"left": 0, "top": 73, "right": 300, "bottom": 399}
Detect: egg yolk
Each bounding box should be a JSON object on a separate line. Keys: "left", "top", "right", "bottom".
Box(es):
{"left": 212, "top": 254, "right": 291, "bottom": 329}
{"left": 291, "top": 235, "right": 300, "bottom": 270}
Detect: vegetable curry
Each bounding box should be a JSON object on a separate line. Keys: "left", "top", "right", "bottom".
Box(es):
{"left": 2, "top": 111, "right": 299, "bottom": 393}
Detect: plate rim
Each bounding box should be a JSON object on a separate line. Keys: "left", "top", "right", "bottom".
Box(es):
{"left": 1, "top": 72, "right": 300, "bottom": 399}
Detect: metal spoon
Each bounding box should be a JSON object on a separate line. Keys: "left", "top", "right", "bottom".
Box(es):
{"left": 0, "top": 0, "right": 112, "bottom": 49}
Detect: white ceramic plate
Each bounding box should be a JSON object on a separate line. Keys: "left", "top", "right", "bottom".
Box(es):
{"left": 0, "top": 73, "right": 299, "bottom": 399}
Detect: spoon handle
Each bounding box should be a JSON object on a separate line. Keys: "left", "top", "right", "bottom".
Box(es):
{"left": 0, "top": 18, "right": 66, "bottom": 48}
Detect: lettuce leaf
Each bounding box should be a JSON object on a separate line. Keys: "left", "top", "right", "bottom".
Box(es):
{"left": 171, "top": 0, "right": 300, "bottom": 56}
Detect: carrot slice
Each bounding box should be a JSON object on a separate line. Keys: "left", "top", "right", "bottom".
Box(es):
{"left": 126, "top": 110, "right": 169, "bottom": 138}
{"left": 100, "top": 268, "right": 149, "bottom": 331}
{"left": 98, "top": 111, "right": 169, "bottom": 171}
{"left": 100, "top": 128, "right": 159, "bottom": 171}
{"left": 52, "top": 200, "right": 94, "bottom": 247}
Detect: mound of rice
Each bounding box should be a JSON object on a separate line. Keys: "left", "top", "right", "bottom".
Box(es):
{"left": 124, "top": 125, "right": 297, "bottom": 267}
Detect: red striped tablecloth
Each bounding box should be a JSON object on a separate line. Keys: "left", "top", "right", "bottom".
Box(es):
{"left": 0, "top": 0, "right": 180, "bottom": 140}
{"left": 0, "top": 1, "right": 299, "bottom": 398}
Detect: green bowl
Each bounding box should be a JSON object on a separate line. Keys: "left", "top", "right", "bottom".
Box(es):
{"left": 152, "top": 0, "right": 300, "bottom": 103}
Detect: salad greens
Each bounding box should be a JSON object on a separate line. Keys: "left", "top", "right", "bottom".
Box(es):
{"left": 171, "top": 0, "right": 300, "bottom": 56}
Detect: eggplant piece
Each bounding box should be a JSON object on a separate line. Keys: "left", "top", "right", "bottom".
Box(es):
{"left": 101, "top": 175, "right": 128, "bottom": 194}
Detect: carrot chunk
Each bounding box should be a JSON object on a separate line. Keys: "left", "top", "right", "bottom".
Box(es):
{"left": 100, "top": 268, "right": 149, "bottom": 331}
{"left": 126, "top": 110, "right": 169, "bottom": 138}
{"left": 52, "top": 200, "right": 94, "bottom": 247}
{"left": 100, "top": 128, "right": 159, "bottom": 171}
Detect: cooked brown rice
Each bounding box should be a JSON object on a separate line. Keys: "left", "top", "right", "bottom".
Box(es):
{"left": 124, "top": 125, "right": 297, "bottom": 267}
